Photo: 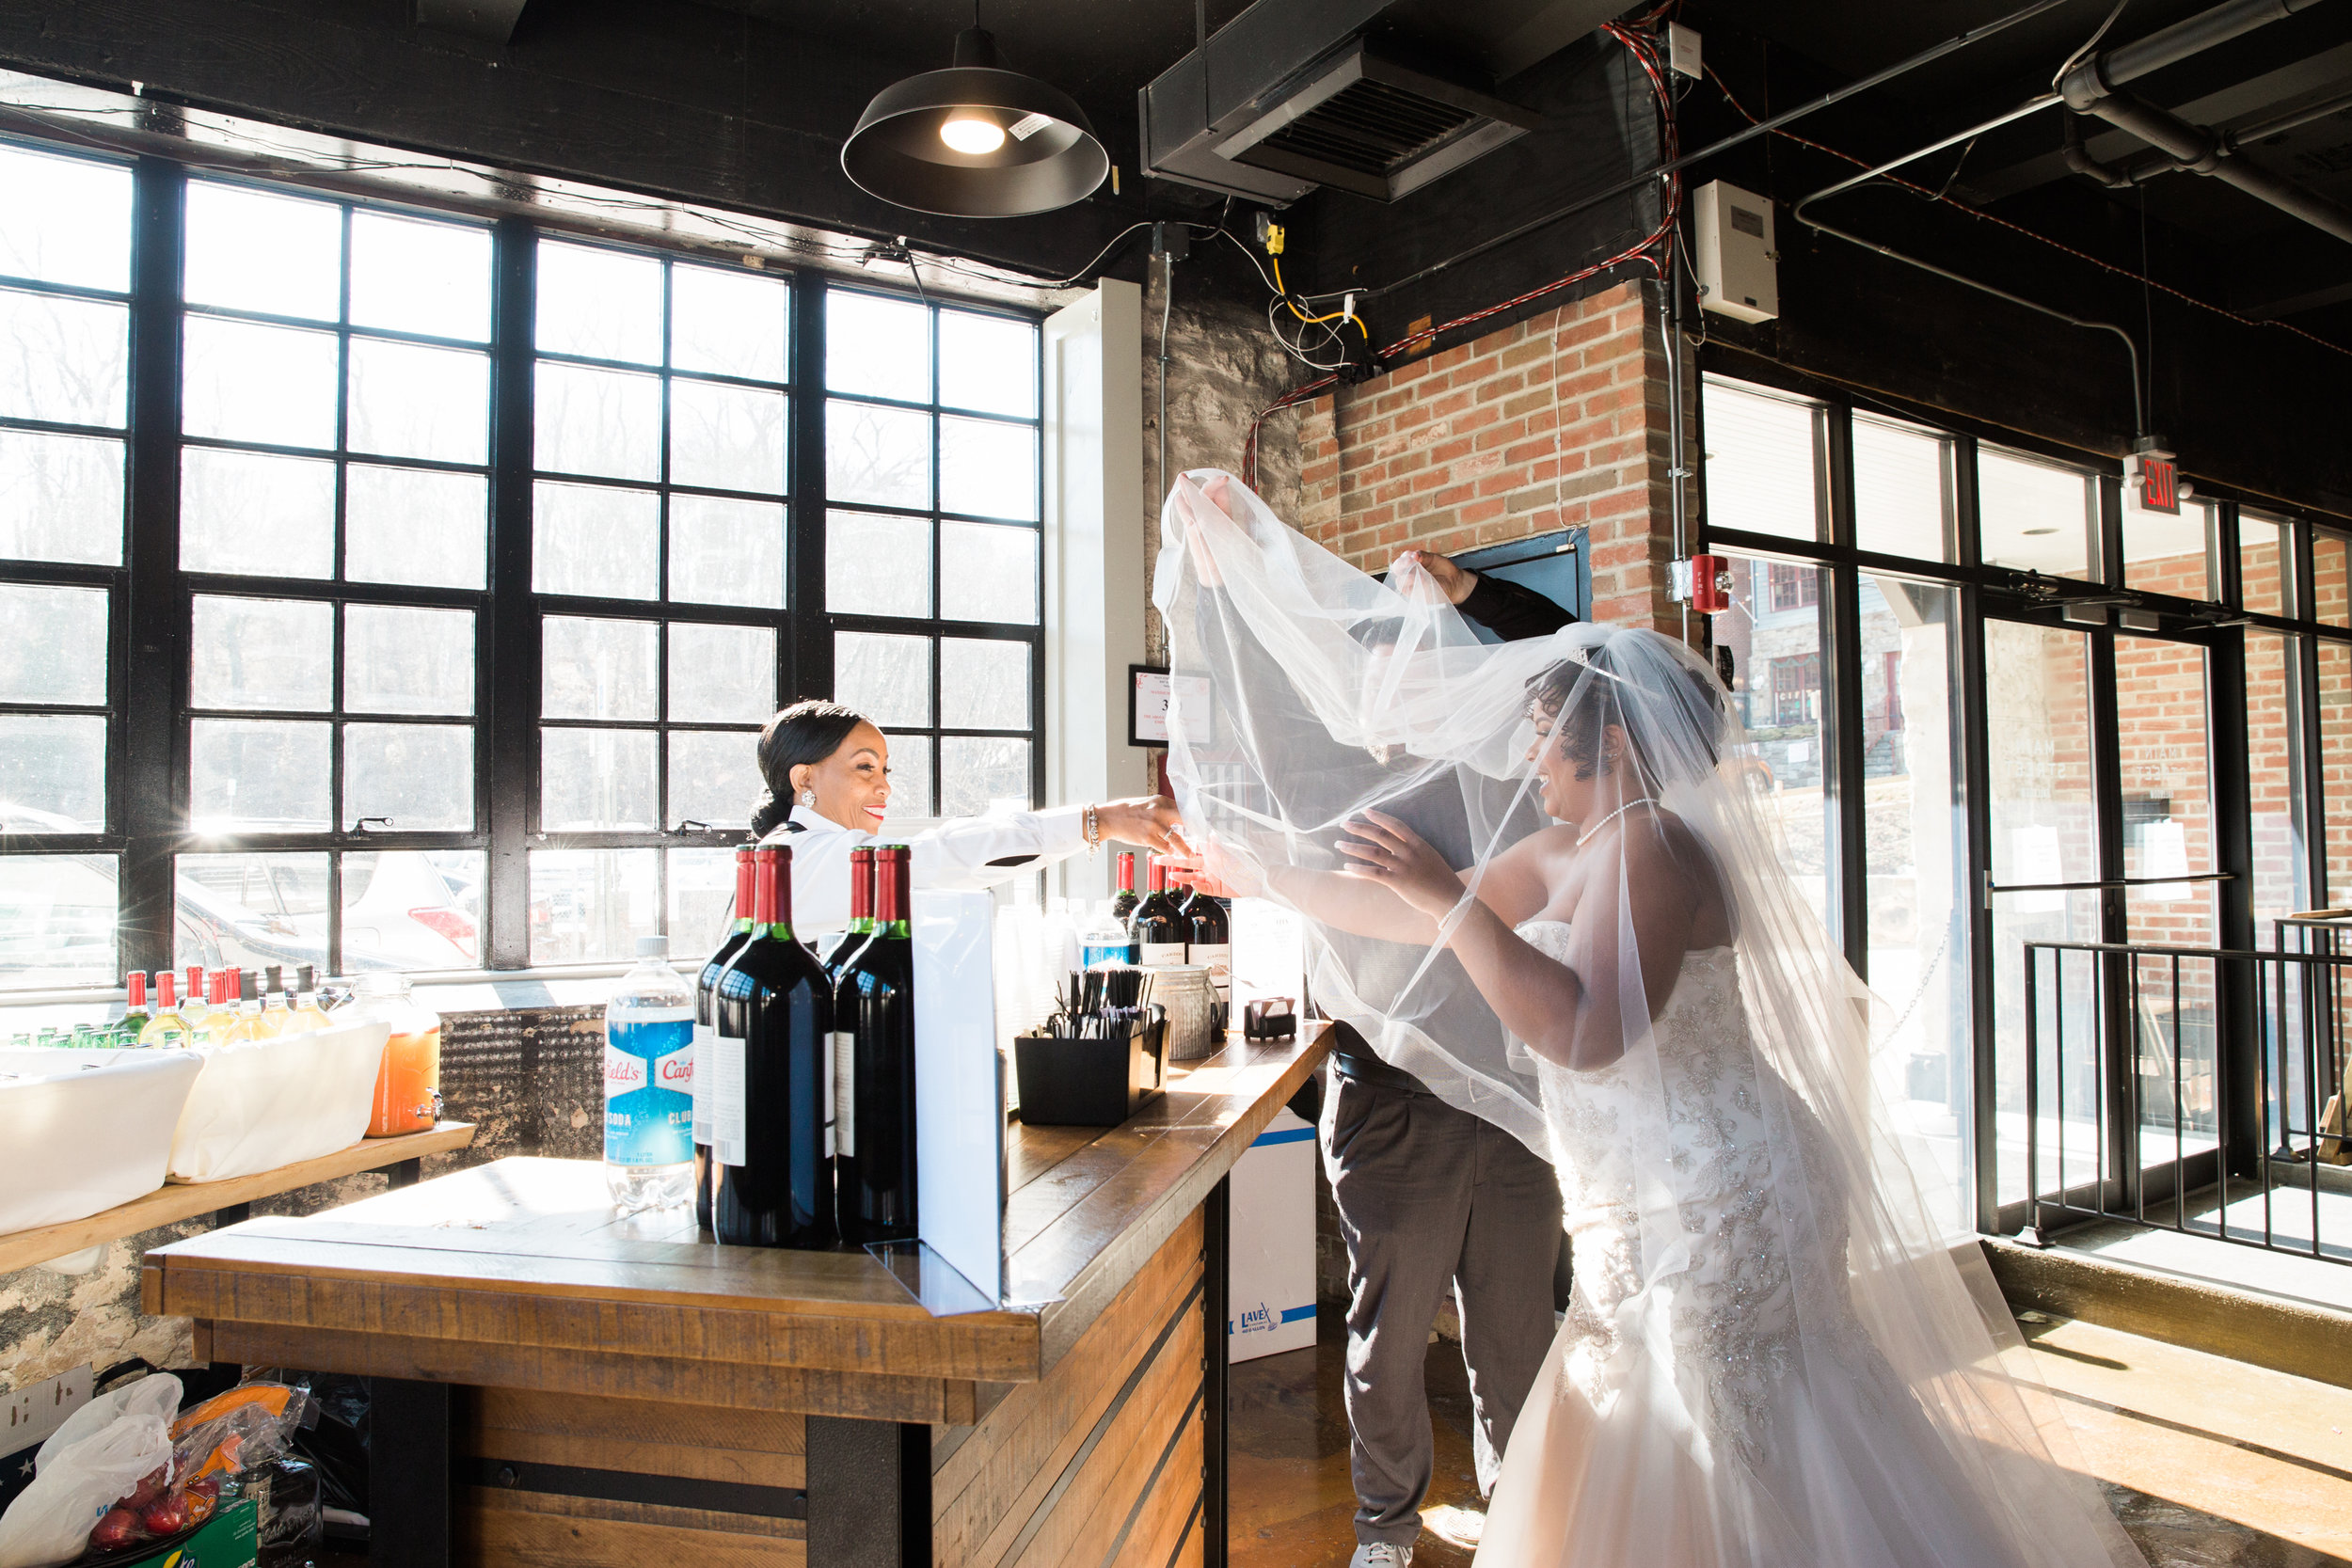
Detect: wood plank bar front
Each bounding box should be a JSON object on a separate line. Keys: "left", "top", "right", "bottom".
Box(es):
{"left": 144, "top": 1030, "right": 1327, "bottom": 1568}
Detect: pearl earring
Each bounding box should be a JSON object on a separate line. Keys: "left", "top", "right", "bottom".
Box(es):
{"left": 800, "top": 788, "right": 818, "bottom": 807}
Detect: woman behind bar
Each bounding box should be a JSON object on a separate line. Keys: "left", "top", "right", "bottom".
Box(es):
{"left": 747, "top": 699, "right": 1187, "bottom": 934}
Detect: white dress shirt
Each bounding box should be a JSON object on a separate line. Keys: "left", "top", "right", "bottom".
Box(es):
{"left": 757, "top": 802, "right": 1093, "bottom": 935}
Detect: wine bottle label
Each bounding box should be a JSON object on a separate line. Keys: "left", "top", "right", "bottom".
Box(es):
{"left": 713, "top": 1036, "right": 747, "bottom": 1167}
{"left": 1188, "top": 942, "right": 1232, "bottom": 996}
{"left": 691, "top": 1017, "right": 713, "bottom": 1144}
{"left": 831, "top": 1030, "right": 856, "bottom": 1158}
{"left": 1138, "top": 942, "right": 1189, "bottom": 966}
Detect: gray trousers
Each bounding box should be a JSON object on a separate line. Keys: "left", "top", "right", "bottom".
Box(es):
{"left": 1321, "top": 1068, "right": 1565, "bottom": 1546}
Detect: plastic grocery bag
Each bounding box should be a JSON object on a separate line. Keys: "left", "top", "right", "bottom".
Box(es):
{"left": 0, "top": 1373, "right": 181, "bottom": 1568}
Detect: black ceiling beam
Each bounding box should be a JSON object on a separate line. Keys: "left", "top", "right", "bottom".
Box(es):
{"left": 415, "top": 0, "right": 529, "bottom": 44}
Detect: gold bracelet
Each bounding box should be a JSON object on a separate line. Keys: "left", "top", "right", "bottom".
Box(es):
{"left": 1083, "top": 803, "right": 1102, "bottom": 855}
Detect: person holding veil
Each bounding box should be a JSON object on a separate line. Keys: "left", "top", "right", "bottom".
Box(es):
{"left": 1155, "top": 470, "right": 2143, "bottom": 1568}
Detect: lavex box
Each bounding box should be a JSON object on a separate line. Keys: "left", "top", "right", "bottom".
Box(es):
{"left": 71, "top": 1496, "right": 257, "bottom": 1568}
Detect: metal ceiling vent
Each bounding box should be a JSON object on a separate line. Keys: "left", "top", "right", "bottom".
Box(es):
{"left": 1140, "top": 0, "right": 1605, "bottom": 206}
{"left": 1216, "top": 40, "right": 1539, "bottom": 201}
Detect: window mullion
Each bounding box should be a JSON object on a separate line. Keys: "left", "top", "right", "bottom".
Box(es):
{"left": 485, "top": 216, "right": 538, "bottom": 969}
{"left": 120, "top": 155, "right": 188, "bottom": 981}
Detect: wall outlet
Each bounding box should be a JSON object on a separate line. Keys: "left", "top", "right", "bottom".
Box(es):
{"left": 5, "top": 1364, "right": 93, "bottom": 1452}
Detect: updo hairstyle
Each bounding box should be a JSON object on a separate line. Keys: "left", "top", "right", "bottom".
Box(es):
{"left": 749, "top": 700, "right": 869, "bottom": 838}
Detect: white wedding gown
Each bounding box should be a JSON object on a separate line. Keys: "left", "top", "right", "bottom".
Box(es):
{"left": 1478, "top": 922, "right": 2112, "bottom": 1568}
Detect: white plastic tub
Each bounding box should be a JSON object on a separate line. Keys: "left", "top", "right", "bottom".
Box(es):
{"left": 167, "top": 1019, "right": 392, "bottom": 1183}
{"left": 0, "top": 1047, "right": 204, "bottom": 1238}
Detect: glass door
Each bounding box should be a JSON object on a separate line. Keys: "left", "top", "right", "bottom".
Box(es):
{"left": 1982, "top": 618, "right": 2105, "bottom": 1219}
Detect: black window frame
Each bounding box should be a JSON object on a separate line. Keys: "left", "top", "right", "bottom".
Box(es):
{"left": 0, "top": 134, "right": 1047, "bottom": 994}
{"left": 1696, "top": 359, "right": 2352, "bottom": 1230}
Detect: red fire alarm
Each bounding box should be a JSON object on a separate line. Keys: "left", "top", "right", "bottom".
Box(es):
{"left": 1689, "top": 553, "right": 1731, "bottom": 614}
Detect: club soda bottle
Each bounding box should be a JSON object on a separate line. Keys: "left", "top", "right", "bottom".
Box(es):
{"left": 605, "top": 934, "right": 695, "bottom": 1214}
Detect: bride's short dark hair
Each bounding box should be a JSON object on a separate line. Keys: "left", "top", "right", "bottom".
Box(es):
{"left": 1524, "top": 636, "right": 1727, "bottom": 784}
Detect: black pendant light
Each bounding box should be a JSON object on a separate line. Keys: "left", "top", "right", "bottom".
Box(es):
{"left": 842, "top": 19, "right": 1109, "bottom": 218}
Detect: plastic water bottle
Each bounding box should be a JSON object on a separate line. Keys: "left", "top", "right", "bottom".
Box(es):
{"left": 605, "top": 935, "right": 695, "bottom": 1214}
{"left": 1080, "top": 900, "right": 1135, "bottom": 968}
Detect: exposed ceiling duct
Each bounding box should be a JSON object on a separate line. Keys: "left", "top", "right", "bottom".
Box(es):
{"left": 2058, "top": 0, "right": 2352, "bottom": 245}
{"left": 1138, "top": 0, "right": 1623, "bottom": 204}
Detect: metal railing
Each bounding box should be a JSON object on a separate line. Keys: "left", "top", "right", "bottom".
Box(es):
{"left": 2016, "top": 936, "right": 2352, "bottom": 1263}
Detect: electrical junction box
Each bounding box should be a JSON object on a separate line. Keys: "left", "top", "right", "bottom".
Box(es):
{"left": 1694, "top": 180, "right": 1779, "bottom": 323}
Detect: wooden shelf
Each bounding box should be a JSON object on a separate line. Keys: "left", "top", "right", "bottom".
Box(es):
{"left": 0, "top": 1120, "right": 476, "bottom": 1275}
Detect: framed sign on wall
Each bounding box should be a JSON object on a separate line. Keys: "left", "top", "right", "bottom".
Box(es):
{"left": 1128, "top": 664, "right": 1213, "bottom": 748}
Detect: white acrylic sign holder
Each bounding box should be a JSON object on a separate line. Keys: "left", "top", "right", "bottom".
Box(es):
{"left": 872, "top": 887, "right": 1010, "bottom": 1315}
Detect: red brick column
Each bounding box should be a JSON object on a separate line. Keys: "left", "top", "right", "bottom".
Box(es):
{"left": 1292, "top": 279, "right": 1681, "bottom": 632}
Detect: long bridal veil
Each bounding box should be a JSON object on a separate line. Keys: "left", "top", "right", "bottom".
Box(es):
{"left": 1154, "top": 469, "right": 2140, "bottom": 1567}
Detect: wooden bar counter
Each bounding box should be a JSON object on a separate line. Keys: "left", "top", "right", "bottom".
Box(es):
{"left": 143, "top": 1027, "right": 1329, "bottom": 1568}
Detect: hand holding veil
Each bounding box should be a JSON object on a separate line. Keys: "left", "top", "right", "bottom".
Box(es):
{"left": 1154, "top": 470, "right": 2143, "bottom": 1568}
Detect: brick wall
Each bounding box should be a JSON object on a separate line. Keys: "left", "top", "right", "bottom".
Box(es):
{"left": 1290, "top": 279, "right": 1683, "bottom": 631}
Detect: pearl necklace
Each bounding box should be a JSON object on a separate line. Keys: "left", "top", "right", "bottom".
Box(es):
{"left": 1574, "top": 797, "right": 1659, "bottom": 847}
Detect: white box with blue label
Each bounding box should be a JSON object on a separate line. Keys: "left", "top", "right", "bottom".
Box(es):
{"left": 1227, "top": 1106, "right": 1317, "bottom": 1362}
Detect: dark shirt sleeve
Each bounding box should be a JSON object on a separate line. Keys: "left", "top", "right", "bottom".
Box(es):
{"left": 1458, "top": 572, "right": 1575, "bottom": 641}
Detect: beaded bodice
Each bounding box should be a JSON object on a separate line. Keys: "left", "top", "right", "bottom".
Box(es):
{"left": 1517, "top": 920, "right": 1823, "bottom": 1467}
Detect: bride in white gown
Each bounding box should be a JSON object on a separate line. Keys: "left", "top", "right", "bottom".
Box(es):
{"left": 1154, "top": 470, "right": 2144, "bottom": 1568}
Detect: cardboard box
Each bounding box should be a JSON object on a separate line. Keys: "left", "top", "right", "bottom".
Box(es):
{"left": 1228, "top": 1107, "right": 1318, "bottom": 1362}
{"left": 70, "top": 1496, "right": 257, "bottom": 1568}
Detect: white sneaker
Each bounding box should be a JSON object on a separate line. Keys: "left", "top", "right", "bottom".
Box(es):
{"left": 1350, "top": 1544, "right": 1414, "bottom": 1568}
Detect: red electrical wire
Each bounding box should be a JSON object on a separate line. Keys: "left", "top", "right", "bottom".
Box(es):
{"left": 1241, "top": 21, "right": 1684, "bottom": 489}
{"left": 1705, "top": 64, "right": 2352, "bottom": 361}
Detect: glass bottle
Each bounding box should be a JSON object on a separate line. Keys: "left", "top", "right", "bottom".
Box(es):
{"left": 119, "top": 972, "right": 151, "bottom": 1043}
{"left": 834, "top": 845, "right": 917, "bottom": 1248}
{"left": 711, "top": 846, "right": 835, "bottom": 1249}
{"left": 138, "top": 971, "right": 193, "bottom": 1048}
{"left": 1129, "top": 857, "right": 1188, "bottom": 966}
{"left": 694, "top": 847, "right": 757, "bottom": 1232}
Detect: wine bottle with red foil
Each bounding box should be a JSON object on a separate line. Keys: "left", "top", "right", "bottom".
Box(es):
{"left": 1184, "top": 884, "right": 1232, "bottom": 1032}
{"left": 1128, "top": 856, "right": 1188, "bottom": 966}
{"left": 693, "top": 846, "right": 757, "bottom": 1232}
{"left": 1110, "top": 851, "right": 1140, "bottom": 925}
{"left": 834, "top": 844, "right": 916, "bottom": 1248}
{"left": 711, "top": 846, "right": 837, "bottom": 1249}
{"left": 824, "top": 847, "right": 878, "bottom": 1173}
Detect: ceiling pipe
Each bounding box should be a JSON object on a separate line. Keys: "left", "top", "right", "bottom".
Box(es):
{"left": 2060, "top": 0, "right": 2352, "bottom": 244}
{"left": 2058, "top": 0, "right": 2328, "bottom": 100}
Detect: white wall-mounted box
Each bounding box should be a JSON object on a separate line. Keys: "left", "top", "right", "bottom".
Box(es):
{"left": 1694, "top": 180, "right": 1779, "bottom": 324}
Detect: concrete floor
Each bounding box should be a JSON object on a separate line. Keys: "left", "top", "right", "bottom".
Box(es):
{"left": 1229, "top": 1310, "right": 2352, "bottom": 1567}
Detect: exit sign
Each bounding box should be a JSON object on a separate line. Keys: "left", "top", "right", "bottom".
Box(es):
{"left": 2137, "top": 453, "right": 2180, "bottom": 514}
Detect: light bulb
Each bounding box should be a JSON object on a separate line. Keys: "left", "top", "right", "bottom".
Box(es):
{"left": 940, "top": 114, "right": 1007, "bottom": 154}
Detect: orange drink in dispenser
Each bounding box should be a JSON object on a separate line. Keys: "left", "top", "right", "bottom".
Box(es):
{"left": 356, "top": 973, "right": 443, "bottom": 1136}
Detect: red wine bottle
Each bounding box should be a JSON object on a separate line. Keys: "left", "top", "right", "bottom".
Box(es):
{"left": 834, "top": 845, "right": 917, "bottom": 1248}
{"left": 712, "top": 846, "right": 837, "bottom": 1249}
{"left": 1129, "top": 857, "right": 1188, "bottom": 966}
{"left": 1111, "top": 851, "right": 1139, "bottom": 924}
{"left": 825, "top": 847, "right": 878, "bottom": 1168}
{"left": 1184, "top": 886, "right": 1232, "bottom": 1032}
{"left": 694, "top": 847, "right": 756, "bottom": 1232}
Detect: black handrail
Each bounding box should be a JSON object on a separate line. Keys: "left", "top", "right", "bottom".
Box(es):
{"left": 2008, "top": 938, "right": 2347, "bottom": 1267}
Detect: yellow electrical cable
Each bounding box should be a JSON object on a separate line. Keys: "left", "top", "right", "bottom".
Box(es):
{"left": 1271, "top": 255, "right": 1371, "bottom": 339}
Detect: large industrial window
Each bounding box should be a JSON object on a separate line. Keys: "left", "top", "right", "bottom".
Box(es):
{"left": 822, "top": 288, "right": 1043, "bottom": 822}
{"left": 174, "top": 178, "right": 493, "bottom": 976}
{"left": 0, "top": 133, "right": 1044, "bottom": 993}
{"left": 0, "top": 141, "right": 133, "bottom": 988}
{"left": 1698, "top": 372, "right": 2352, "bottom": 1235}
